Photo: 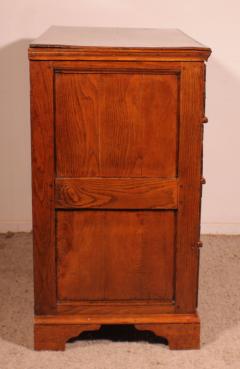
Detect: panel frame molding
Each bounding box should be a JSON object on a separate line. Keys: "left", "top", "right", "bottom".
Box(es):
{"left": 31, "top": 59, "right": 203, "bottom": 319}
{"left": 29, "top": 46, "right": 211, "bottom": 62}
{"left": 56, "top": 209, "right": 177, "bottom": 302}
{"left": 53, "top": 60, "right": 181, "bottom": 179}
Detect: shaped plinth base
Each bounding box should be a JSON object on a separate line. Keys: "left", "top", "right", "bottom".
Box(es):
{"left": 34, "top": 313, "right": 200, "bottom": 351}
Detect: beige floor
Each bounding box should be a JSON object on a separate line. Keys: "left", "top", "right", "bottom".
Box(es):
{"left": 0, "top": 233, "right": 239, "bottom": 369}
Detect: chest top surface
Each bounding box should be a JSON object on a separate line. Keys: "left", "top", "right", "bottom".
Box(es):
{"left": 31, "top": 26, "right": 207, "bottom": 49}
{"left": 29, "top": 26, "right": 211, "bottom": 61}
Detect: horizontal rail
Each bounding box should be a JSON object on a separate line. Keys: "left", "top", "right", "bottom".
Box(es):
{"left": 55, "top": 177, "right": 178, "bottom": 209}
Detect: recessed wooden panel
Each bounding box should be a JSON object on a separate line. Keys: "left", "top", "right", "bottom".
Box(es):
{"left": 57, "top": 210, "right": 175, "bottom": 301}
{"left": 55, "top": 177, "right": 178, "bottom": 209}
{"left": 55, "top": 71, "right": 178, "bottom": 177}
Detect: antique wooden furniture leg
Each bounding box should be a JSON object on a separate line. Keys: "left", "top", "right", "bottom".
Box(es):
{"left": 35, "top": 324, "right": 101, "bottom": 351}
{"left": 135, "top": 321, "right": 200, "bottom": 350}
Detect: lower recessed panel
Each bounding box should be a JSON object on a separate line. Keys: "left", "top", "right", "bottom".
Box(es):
{"left": 56, "top": 210, "right": 175, "bottom": 302}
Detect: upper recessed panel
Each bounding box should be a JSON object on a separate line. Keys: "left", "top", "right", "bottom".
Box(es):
{"left": 55, "top": 70, "right": 179, "bottom": 178}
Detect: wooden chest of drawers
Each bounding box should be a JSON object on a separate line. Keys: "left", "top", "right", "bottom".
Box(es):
{"left": 29, "top": 26, "right": 211, "bottom": 350}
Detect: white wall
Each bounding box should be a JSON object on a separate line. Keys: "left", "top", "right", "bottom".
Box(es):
{"left": 0, "top": 0, "right": 240, "bottom": 233}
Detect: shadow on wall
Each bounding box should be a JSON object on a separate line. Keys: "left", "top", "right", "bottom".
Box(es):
{"left": 202, "top": 56, "right": 240, "bottom": 226}
{"left": 0, "top": 39, "right": 32, "bottom": 231}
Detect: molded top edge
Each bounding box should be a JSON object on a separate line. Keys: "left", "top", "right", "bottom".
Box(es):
{"left": 30, "top": 26, "right": 211, "bottom": 51}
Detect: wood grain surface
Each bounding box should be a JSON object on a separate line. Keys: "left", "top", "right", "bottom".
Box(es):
{"left": 56, "top": 301, "right": 175, "bottom": 315}
{"left": 55, "top": 71, "right": 178, "bottom": 178}
{"left": 35, "top": 312, "right": 200, "bottom": 325}
{"left": 30, "top": 61, "right": 56, "bottom": 314}
{"left": 55, "top": 178, "right": 178, "bottom": 209}
{"left": 175, "top": 62, "right": 204, "bottom": 312}
{"left": 57, "top": 210, "right": 175, "bottom": 301}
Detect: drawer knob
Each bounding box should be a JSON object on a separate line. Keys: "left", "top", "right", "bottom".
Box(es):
{"left": 193, "top": 241, "right": 203, "bottom": 249}
{"left": 202, "top": 116, "right": 208, "bottom": 124}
